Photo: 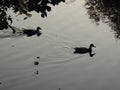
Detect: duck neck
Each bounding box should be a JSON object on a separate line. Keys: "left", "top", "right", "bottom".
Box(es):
{"left": 89, "top": 45, "right": 93, "bottom": 51}
{"left": 36, "top": 29, "right": 39, "bottom": 32}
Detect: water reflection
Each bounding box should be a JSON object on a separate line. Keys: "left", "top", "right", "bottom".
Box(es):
{"left": 12, "top": 45, "right": 15, "bottom": 47}
{"left": 34, "top": 60, "right": 39, "bottom": 75}
{"left": 35, "top": 70, "right": 39, "bottom": 75}
{"left": 0, "top": 0, "right": 65, "bottom": 31}
{"left": 85, "top": 0, "right": 120, "bottom": 39}
{"left": 34, "top": 61, "right": 39, "bottom": 66}
{"left": 74, "top": 44, "right": 96, "bottom": 57}
{"left": 36, "top": 56, "right": 40, "bottom": 59}
{"left": 59, "top": 88, "right": 61, "bottom": 90}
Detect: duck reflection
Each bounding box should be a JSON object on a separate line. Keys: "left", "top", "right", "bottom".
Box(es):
{"left": 74, "top": 44, "right": 96, "bottom": 57}
{"left": 85, "top": 0, "right": 120, "bottom": 39}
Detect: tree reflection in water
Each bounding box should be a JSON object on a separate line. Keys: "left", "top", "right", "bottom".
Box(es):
{"left": 0, "top": 0, "right": 65, "bottom": 35}
{"left": 85, "top": 0, "right": 120, "bottom": 39}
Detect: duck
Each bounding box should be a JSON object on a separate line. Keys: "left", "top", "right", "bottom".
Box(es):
{"left": 23, "top": 27, "right": 42, "bottom": 37}
{"left": 74, "top": 44, "right": 96, "bottom": 57}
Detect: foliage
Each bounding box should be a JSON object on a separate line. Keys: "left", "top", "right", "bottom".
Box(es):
{"left": 85, "top": 0, "right": 120, "bottom": 39}
{"left": 0, "top": 0, "right": 65, "bottom": 30}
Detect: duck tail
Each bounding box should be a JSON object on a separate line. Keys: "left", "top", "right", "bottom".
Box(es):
{"left": 73, "top": 51, "right": 78, "bottom": 54}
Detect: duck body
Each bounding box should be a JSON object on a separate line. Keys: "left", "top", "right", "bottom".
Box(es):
{"left": 23, "top": 29, "right": 38, "bottom": 36}
{"left": 74, "top": 44, "right": 96, "bottom": 57}
{"left": 74, "top": 47, "right": 90, "bottom": 54}
{"left": 23, "top": 27, "right": 42, "bottom": 37}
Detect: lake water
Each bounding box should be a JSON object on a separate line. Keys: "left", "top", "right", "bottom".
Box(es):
{"left": 1, "top": 0, "right": 120, "bottom": 90}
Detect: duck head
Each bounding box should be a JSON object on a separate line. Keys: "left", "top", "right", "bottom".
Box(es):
{"left": 36, "top": 27, "right": 42, "bottom": 32}
{"left": 89, "top": 44, "right": 96, "bottom": 57}
{"left": 36, "top": 27, "right": 42, "bottom": 36}
{"left": 89, "top": 44, "right": 96, "bottom": 49}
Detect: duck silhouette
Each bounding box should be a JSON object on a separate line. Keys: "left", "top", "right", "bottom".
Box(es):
{"left": 23, "top": 27, "right": 42, "bottom": 37}
{"left": 74, "top": 44, "right": 96, "bottom": 57}
{"left": 9, "top": 25, "right": 42, "bottom": 37}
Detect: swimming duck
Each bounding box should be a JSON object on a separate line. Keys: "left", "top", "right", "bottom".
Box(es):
{"left": 23, "top": 27, "right": 42, "bottom": 37}
{"left": 74, "top": 44, "right": 96, "bottom": 57}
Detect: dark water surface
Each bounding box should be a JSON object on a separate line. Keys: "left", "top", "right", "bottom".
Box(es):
{"left": 1, "top": 0, "right": 120, "bottom": 90}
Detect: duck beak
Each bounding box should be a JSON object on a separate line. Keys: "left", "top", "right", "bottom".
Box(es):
{"left": 94, "top": 45, "right": 96, "bottom": 48}
{"left": 37, "top": 27, "right": 42, "bottom": 30}
{"left": 39, "top": 27, "right": 42, "bottom": 30}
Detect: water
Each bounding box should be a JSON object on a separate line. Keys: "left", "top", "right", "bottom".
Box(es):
{"left": 1, "top": 0, "right": 120, "bottom": 90}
